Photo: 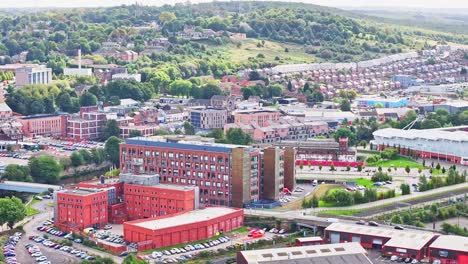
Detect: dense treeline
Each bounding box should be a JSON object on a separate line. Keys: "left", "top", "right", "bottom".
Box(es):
{"left": 0, "top": 1, "right": 464, "bottom": 79}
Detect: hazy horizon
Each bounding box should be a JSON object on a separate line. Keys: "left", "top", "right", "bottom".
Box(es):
{"left": 1, "top": 0, "right": 468, "bottom": 9}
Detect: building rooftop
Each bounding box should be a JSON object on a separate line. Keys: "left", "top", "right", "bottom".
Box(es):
{"left": 19, "top": 114, "right": 61, "bottom": 120}
{"left": 295, "top": 236, "right": 323, "bottom": 242}
{"left": 123, "top": 137, "right": 250, "bottom": 153}
{"left": 373, "top": 128, "right": 468, "bottom": 142}
{"left": 59, "top": 188, "right": 107, "bottom": 196}
{"left": 429, "top": 235, "right": 468, "bottom": 253}
{"left": 239, "top": 242, "right": 371, "bottom": 264}
{"left": 326, "top": 223, "right": 437, "bottom": 250}
{"left": 127, "top": 207, "right": 240, "bottom": 230}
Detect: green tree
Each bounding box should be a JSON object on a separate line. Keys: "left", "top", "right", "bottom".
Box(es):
{"left": 70, "top": 152, "right": 84, "bottom": 167}
{"left": 225, "top": 128, "right": 252, "bottom": 145}
{"left": 421, "top": 119, "right": 441, "bottom": 129}
{"left": 287, "top": 81, "right": 293, "bottom": 91}
{"left": 311, "top": 196, "right": 319, "bottom": 208}
{"left": 0, "top": 196, "right": 26, "bottom": 229}
{"left": 122, "top": 254, "right": 146, "bottom": 264}
{"left": 183, "top": 122, "right": 195, "bottom": 135}
{"left": 405, "top": 165, "right": 411, "bottom": 175}
{"left": 90, "top": 148, "right": 105, "bottom": 165}
{"left": 168, "top": 80, "right": 192, "bottom": 96}
{"left": 28, "top": 156, "right": 62, "bottom": 184}
{"left": 333, "top": 127, "right": 357, "bottom": 146}
{"left": 159, "top": 11, "right": 176, "bottom": 24}
{"left": 79, "top": 149, "right": 93, "bottom": 164}
{"left": 81, "top": 255, "right": 115, "bottom": 264}
{"left": 340, "top": 99, "right": 351, "bottom": 111}
{"left": 102, "top": 119, "right": 120, "bottom": 140}
{"left": 129, "top": 130, "right": 142, "bottom": 138}
{"left": 79, "top": 92, "right": 98, "bottom": 107}
{"left": 1, "top": 165, "right": 32, "bottom": 182}
{"left": 400, "top": 183, "right": 411, "bottom": 195}
{"left": 105, "top": 136, "right": 123, "bottom": 166}
{"left": 391, "top": 215, "right": 403, "bottom": 224}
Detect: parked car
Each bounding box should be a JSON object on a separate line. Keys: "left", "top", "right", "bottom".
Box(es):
{"left": 368, "top": 221, "right": 379, "bottom": 227}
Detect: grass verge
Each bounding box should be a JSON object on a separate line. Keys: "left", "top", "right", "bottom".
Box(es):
{"left": 26, "top": 199, "right": 41, "bottom": 216}
{"left": 318, "top": 209, "right": 363, "bottom": 216}
{"left": 367, "top": 156, "right": 423, "bottom": 169}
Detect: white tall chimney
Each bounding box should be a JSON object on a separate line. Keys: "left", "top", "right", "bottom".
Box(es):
{"left": 78, "top": 49, "right": 82, "bottom": 70}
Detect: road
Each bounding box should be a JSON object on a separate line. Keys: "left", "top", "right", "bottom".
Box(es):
{"left": 15, "top": 199, "right": 78, "bottom": 264}
{"left": 246, "top": 182, "right": 468, "bottom": 218}
{"left": 15, "top": 198, "right": 124, "bottom": 264}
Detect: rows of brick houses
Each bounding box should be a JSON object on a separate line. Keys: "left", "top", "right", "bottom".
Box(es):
{"left": 54, "top": 135, "right": 297, "bottom": 233}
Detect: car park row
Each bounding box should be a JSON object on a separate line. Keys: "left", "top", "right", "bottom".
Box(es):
{"left": 28, "top": 236, "right": 95, "bottom": 261}
{"left": 3, "top": 232, "right": 23, "bottom": 264}
{"left": 134, "top": 236, "right": 232, "bottom": 263}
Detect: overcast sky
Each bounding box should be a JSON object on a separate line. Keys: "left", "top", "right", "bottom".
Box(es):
{"left": 0, "top": 0, "right": 468, "bottom": 9}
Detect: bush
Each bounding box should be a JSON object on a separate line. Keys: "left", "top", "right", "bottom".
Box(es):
{"left": 400, "top": 184, "right": 411, "bottom": 195}
{"left": 366, "top": 155, "right": 380, "bottom": 163}
{"left": 371, "top": 172, "right": 392, "bottom": 182}
{"left": 381, "top": 148, "right": 398, "bottom": 159}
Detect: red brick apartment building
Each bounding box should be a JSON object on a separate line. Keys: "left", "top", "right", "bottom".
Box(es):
{"left": 54, "top": 188, "right": 109, "bottom": 232}
{"left": 121, "top": 174, "right": 198, "bottom": 220}
{"left": 66, "top": 106, "right": 107, "bottom": 141}
{"left": 74, "top": 174, "right": 199, "bottom": 224}
{"left": 119, "top": 137, "right": 263, "bottom": 207}
{"left": 123, "top": 207, "right": 243, "bottom": 249}
{"left": 17, "top": 114, "right": 67, "bottom": 138}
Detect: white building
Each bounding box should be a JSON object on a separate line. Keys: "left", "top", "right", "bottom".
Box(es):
{"left": 373, "top": 126, "right": 468, "bottom": 165}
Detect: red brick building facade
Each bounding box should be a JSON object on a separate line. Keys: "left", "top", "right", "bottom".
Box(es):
{"left": 123, "top": 183, "right": 197, "bottom": 221}
{"left": 54, "top": 189, "right": 109, "bottom": 232}
{"left": 120, "top": 137, "right": 262, "bottom": 207}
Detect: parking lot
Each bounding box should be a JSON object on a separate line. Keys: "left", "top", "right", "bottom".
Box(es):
{"left": 15, "top": 200, "right": 79, "bottom": 264}
{"left": 136, "top": 228, "right": 281, "bottom": 263}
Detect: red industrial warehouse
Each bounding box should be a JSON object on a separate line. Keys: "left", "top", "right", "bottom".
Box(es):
{"left": 325, "top": 223, "right": 438, "bottom": 260}
{"left": 428, "top": 235, "right": 468, "bottom": 264}
{"left": 123, "top": 207, "right": 244, "bottom": 249}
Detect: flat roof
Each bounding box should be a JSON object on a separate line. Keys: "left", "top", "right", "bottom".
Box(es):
{"left": 59, "top": 188, "right": 107, "bottom": 196}
{"left": 429, "top": 235, "right": 468, "bottom": 252}
{"left": 20, "top": 114, "right": 61, "bottom": 120}
{"left": 373, "top": 128, "right": 468, "bottom": 142}
{"left": 295, "top": 237, "right": 323, "bottom": 242}
{"left": 239, "top": 242, "right": 371, "bottom": 264}
{"left": 123, "top": 137, "right": 250, "bottom": 154}
{"left": 128, "top": 207, "right": 239, "bottom": 230}
{"left": 326, "top": 223, "right": 436, "bottom": 250}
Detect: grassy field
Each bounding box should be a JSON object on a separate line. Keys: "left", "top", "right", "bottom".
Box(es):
{"left": 209, "top": 38, "right": 318, "bottom": 65}
{"left": 26, "top": 199, "right": 41, "bottom": 216}
{"left": 367, "top": 156, "right": 423, "bottom": 169}
{"left": 355, "top": 178, "right": 374, "bottom": 188}
{"left": 317, "top": 186, "right": 346, "bottom": 207}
